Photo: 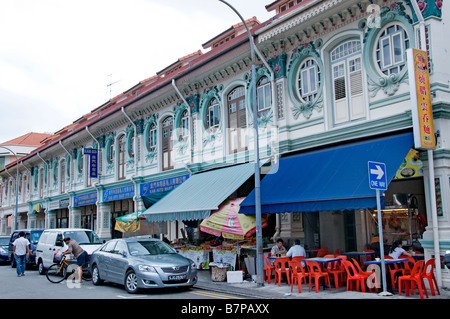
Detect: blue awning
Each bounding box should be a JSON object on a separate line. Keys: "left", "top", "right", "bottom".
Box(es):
{"left": 143, "top": 162, "right": 257, "bottom": 222}
{"left": 239, "top": 132, "right": 414, "bottom": 215}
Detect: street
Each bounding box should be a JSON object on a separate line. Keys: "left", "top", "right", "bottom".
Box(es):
{"left": 0, "top": 264, "right": 244, "bottom": 300}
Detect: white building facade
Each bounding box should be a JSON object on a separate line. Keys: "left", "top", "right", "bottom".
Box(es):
{"left": 1, "top": 0, "right": 449, "bottom": 287}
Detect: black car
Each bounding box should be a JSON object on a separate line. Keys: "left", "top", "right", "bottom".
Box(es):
{"left": 0, "top": 236, "right": 9, "bottom": 263}
{"left": 8, "top": 229, "right": 44, "bottom": 268}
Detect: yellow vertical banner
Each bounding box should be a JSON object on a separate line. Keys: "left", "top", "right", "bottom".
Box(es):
{"left": 407, "top": 48, "right": 435, "bottom": 150}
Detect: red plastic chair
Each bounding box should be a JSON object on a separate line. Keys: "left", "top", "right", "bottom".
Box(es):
{"left": 316, "top": 248, "right": 329, "bottom": 257}
{"left": 291, "top": 256, "right": 305, "bottom": 263}
{"left": 341, "top": 260, "right": 367, "bottom": 293}
{"left": 325, "top": 255, "right": 347, "bottom": 289}
{"left": 289, "top": 261, "right": 310, "bottom": 293}
{"left": 421, "top": 258, "right": 440, "bottom": 297}
{"left": 351, "top": 259, "right": 378, "bottom": 292}
{"left": 398, "top": 260, "right": 426, "bottom": 299}
{"left": 274, "top": 257, "right": 291, "bottom": 286}
{"left": 385, "top": 256, "right": 405, "bottom": 287}
{"left": 263, "top": 255, "right": 275, "bottom": 284}
{"left": 360, "top": 249, "right": 375, "bottom": 266}
{"left": 306, "top": 260, "right": 331, "bottom": 293}
{"left": 399, "top": 256, "right": 416, "bottom": 276}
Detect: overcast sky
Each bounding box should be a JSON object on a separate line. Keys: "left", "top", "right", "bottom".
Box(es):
{"left": 0, "top": 0, "right": 274, "bottom": 143}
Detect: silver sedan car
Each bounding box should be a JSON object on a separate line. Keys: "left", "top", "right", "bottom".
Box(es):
{"left": 89, "top": 238, "right": 197, "bottom": 293}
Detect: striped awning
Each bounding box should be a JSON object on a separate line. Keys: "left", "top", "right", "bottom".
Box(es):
{"left": 143, "top": 162, "right": 257, "bottom": 222}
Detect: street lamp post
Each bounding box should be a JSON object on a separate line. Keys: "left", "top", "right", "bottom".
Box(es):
{"left": 218, "top": 0, "right": 264, "bottom": 287}
{"left": 0, "top": 146, "right": 20, "bottom": 231}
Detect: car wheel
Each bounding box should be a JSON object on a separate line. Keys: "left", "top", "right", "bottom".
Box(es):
{"left": 10, "top": 256, "right": 16, "bottom": 268}
{"left": 38, "top": 260, "right": 46, "bottom": 275}
{"left": 91, "top": 265, "right": 103, "bottom": 286}
{"left": 124, "top": 270, "right": 139, "bottom": 294}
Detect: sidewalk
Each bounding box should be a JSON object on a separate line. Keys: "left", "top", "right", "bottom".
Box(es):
{"left": 195, "top": 269, "right": 450, "bottom": 300}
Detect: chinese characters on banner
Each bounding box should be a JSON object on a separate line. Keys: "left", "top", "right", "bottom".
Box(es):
{"left": 83, "top": 148, "right": 98, "bottom": 178}
{"left": 407, "top": 48, "right": 435, "bottom": 150}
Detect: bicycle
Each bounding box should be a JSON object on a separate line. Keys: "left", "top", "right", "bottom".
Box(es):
{"left": 46, "top": 255, "right": 92, "bottom": 283}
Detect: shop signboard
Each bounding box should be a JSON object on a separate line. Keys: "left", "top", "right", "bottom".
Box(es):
{"left": 140, "top": 174, "right": 189, "bottom": 196}
{"left": 74, "top": 191, "right": 97, "bottom": 207}
{"left": 407, "top": 48, "right": 435, "bottom": 150}
{"left": 102, "top": 185, "right": 135, "bottom": 202}
{"left": 49, "top": 197, "right": 70, "bottom": 210}
{"left": 83, "top": 148, "right": 98, "bottom": 178}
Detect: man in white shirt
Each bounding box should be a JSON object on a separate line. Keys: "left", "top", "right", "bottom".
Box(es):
{"left": 286, "top": 239, "right": 306, "bottom": 265}
{"left": 13, "top": 232, "right": 30, "bottom": 277}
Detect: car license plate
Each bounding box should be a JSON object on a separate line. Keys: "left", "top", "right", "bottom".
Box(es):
{"left": 168, "top": 274, "right": 187, "bottom": 281}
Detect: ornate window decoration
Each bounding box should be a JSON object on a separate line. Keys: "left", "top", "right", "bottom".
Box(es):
{"left": 200, "top": 86, "right": 223, "bottom": 146}
{"left": 76, "top": 148, "right": 83, "bottom": 175}
{"left": 143, "top": 114, "right": 158, "bottom": 163}
{"left": 161, "top": 116, "right": 174, "bottom": 171}
{"left": 174, "top": 103, "right": 190, "bottom": 155}
{"left": 125, "top": 124, "right": 135, "bottom": 167}
{"left": 287, "top": 43, "right": 324, "bottom": 120}
{"left": 105, "top": 132, "right": 115, "bottom": 172}
{"left": 362, "top": 3, "right": 414, "bottom": 97}
{"left": 52, "top": 158, "right": 58, "bottom": 183}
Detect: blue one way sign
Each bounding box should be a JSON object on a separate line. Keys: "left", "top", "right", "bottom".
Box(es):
{"left": 368, "top": 161, "right": 387, "bottom": 190}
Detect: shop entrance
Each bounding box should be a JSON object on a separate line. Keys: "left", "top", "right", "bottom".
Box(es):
{"left": 343, "top": 210, "right": 357, "bottom": 251}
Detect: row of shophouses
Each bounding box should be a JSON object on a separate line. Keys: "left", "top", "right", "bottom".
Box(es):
{"left": 1, "top": 0, "right": 450, "bottom": 286}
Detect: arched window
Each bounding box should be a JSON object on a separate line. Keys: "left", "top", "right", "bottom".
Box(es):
{"left": 227, "top": 86, "right": 247, "bottom": 153}
{"left": 162, "top": 116, "right": 173, "bottom": 171}
{"left": 147, "top": 123, "right": 157, "bottom": 153}
{"left": 179, "top": 110, "right": 189, "bottom": 142}
{"left": 297, "top": 58, "right": 320, "bottom": 102}
{"left": 206, "top": 98, "right": 220, "bottom": 131}
{"left": 257, "top": 76, "right": 271, "bottom": 117}
{"left": 376, "top": 24, "right": 409, "bottom": 76}
{"left": 330, "top": 39, "right": 365, "bottom": 125}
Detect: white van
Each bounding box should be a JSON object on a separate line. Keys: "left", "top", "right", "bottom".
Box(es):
{"left": 36, "top": 228, "right": 103, "bottom": 275}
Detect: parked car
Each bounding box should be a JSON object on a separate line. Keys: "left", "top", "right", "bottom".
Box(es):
{"left": 90, "top": 238, "right": 198, "bottom": 293}
{"left": 0, "top": 236, "right": 9, "bottom": 263}
{"left": 8, "top": 229, "right": 44, "bottom": 268}
{"left": 445, "top": 250, "right": 450, "bottom": 269}
{"left": 36, "top": 228, "right": 103, "bottom": 275}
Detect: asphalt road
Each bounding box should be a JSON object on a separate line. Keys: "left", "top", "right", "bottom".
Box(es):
{"left": 0, "top": 264, "right": 243, "bottom": 300}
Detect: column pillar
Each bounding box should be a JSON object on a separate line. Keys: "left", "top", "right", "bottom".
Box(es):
{"left": 27, "top": 212, "right": 37, "bottom": 229}
{"left": 69, "top": 206, "right": 82, "bottom": 228}
{"left": 46, "top": 210, "right": 57, "bottom": 229}
{"left": 96, "top": 202, "right": 112, "bottom": 240}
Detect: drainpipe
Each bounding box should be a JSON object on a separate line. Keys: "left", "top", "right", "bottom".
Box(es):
{"left": 85, "top": 126, "right": 102, "bottom": 184}
{"left": 410, "top": 0, "right": 441, "bottom": 286}
{"left": 172, "top": 79, "right": 193, "bottom": 163}
{"left": 59, "top": 140, "right": 73, "bottom": 190}
{"left": 121, "top": 107, "right": 138, "bottom": 176}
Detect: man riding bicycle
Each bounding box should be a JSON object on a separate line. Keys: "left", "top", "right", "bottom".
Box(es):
{"left": 61, "top": 237, "right": 88, "bottom": 283}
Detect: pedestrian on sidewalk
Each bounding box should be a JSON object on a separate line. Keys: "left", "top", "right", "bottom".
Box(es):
{"left": 12, "top": 231, "right": 30, "bottom": 277}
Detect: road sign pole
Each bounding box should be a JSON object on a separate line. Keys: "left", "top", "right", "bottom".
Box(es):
{"left": 376, "top": 189, "right": 391, "bottom": 296}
